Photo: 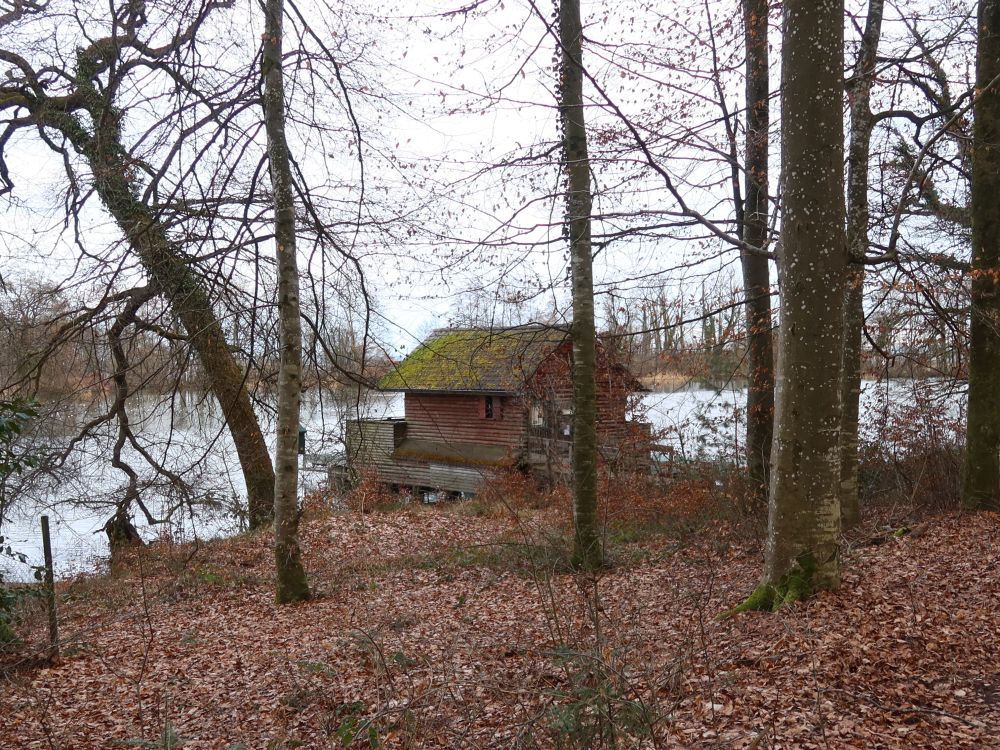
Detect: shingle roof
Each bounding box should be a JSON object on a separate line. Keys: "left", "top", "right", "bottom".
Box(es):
{"left": 378, "top": 326, "right": 569, "bottom": 393}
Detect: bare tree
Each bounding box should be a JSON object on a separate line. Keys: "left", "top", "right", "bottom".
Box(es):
{"left": 840, "top": 0, "right": 885, "bottom": 530}
{"left": 262, "top": 0, "right": 309, "bottom": 602}
{"left": 0, "top": 0, "right": 278, "bottom": 528}
{"left": 557, "top": 0, "right": 602, "bottom": 571}
{"left": 740, "top": 0, "right": 774, "bottom": 500}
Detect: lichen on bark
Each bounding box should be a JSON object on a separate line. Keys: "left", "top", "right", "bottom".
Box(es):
{"left": 757, "top": 0, "right": 847, "bottom": 601}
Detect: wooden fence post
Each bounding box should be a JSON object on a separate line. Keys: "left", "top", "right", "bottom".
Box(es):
{"left": 40, "top": 515, "right": 58, "bottom": 658}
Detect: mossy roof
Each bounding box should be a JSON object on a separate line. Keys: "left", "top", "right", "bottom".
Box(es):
{"left": 379, "top": 326, "right": 569, "bottom": 393}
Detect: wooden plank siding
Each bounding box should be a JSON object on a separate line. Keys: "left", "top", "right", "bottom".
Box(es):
{"left": 345, "top": 418, "right": 493, "bottom": 494}
{"left": 404, "top": 393, "right": 525, "bottom": 448}
{"left": 345, "top": 334, "right": 651, "bottom": 495}
{"left": 345, "top": 419, "right": 407, "bottom": 479}
{"left": 523, "top": 342, "right": 649, "bottom": 478}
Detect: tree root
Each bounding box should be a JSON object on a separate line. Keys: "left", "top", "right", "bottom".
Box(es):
{"left": 719, "top": 552, "right": 817, "bottom": 618}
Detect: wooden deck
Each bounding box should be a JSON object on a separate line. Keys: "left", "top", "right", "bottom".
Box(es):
{"left": 345, "top": 418, "right": 500, "bottom": 494}
{"left": 345, "top": 416, "right": 652, "bottom": 495}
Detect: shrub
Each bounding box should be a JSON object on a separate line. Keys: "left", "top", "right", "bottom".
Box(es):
{"left": 0, "top": 397, "right": 39, "bottom": 645}
{"left": 342, "top": 469, "right": 413, "bottom": 514}
{"left": 858, "top": 383, "right": 964, "bottom": 512}
{"left": 469, "top": 468, "right": 566, "bottom": 518}
{"left": 598, "top": 473, "right": 715, "bottom": 532}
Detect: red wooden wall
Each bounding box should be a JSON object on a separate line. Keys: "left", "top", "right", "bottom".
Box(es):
{"left": 401, "top": 341, "right": 637, "bottom": 451}
{"left": 404, "top": 393, "right": 527, "bottom": 447}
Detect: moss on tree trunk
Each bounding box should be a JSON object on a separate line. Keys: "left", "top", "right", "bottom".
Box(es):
{"left": 721, "top": 552, "right": 818, "bottom": 617}
{"left": 742, "top": 0, "right": 848, "bottom": 612}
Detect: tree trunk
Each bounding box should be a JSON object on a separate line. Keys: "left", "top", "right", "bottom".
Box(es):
{"left": 731, "top": 0, "right": 847, "bottom": 613}
{"left": 104, "top": 510, "right": 143, "bottom": 553}
{"left": 263, "top": 0, "right": 311, "bottom": 602}
{"left": 840, "top": 0, "right": 884, "bottom": 530}
{"left": 963, "top": 0, "right": 1000, "bottom": 511}
{"left": 741, "top": 0, "right": 774, "bottom": 502}
{"left": 558, "top": 0, "right": 602, "bottom": 571}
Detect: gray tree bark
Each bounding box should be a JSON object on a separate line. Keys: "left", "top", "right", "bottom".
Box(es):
{"left": 558, "top": 0, "right": 602, "bottom": 571}
{"left": 963, "top": 0, "right": 1000, "bottom": 511}
{"left": 741, "top": 0, "right": 774, "bottom": 502}
{"left": 263, "top": 0, "right": 310, "bottom": 602}
{"left": 840, "top": 0, "right": 885, "bottom": 530}
{"left": 731, "top": 0, "right": 847, "bottom": 612}
{"left": 766, "top": 0, "right": 847, "bottom": 593}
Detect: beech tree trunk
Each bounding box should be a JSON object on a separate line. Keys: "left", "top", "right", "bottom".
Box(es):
{"left": 741, "top": 0, "right": 774, "bottom": 501}
{"left": 263, "top": 0, "right": 310, "bottom": 602}
{"left": 963, "top": 0, "right": 1000, "bottom": 511}
{"left": 558, "top": 0, "right": 602, "bottom": 571}
{"left": 732, "top": 0, "right": 847, "bottom": 612}
{"left": 840, "top": 0, "right": 884, "bottom": 530}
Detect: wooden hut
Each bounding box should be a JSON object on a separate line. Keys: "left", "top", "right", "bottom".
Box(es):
{"left": 345, "top": 325, "right": 651, "bottom": 495}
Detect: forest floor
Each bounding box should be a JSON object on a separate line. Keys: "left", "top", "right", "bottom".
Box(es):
{"left": 1, "top": 484, "right": 999, "bottom": 749}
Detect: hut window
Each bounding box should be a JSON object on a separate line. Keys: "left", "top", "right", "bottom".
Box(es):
{"left": 530, "top": 401, "right": 545, "bottom": 427}
{"left": 484, "top": 396, "right": 495, "bottom": 419}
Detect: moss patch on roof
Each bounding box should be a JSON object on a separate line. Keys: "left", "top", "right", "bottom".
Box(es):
{"left": 379, "top": 327, "right": 569, "bottom": 392}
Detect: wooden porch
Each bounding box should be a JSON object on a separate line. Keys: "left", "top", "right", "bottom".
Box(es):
{"left": 345, "top": 416, "right": 653, "bottom": 496}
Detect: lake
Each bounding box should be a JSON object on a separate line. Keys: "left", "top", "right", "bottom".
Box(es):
{"left": 0, "top": 379, "right": 964, "bottom": 580}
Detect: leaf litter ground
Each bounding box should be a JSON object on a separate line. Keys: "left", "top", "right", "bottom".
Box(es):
{"left": 1, "top": 499, "right": 998, "bottom": 749}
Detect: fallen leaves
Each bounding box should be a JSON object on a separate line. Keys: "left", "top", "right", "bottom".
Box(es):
{"left": 0, "top": 504, "right": 998, "bottom": 748}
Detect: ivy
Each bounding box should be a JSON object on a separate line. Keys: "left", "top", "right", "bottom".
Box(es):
{"left": 0, "top": 397, "right": 41, "bottom": 644}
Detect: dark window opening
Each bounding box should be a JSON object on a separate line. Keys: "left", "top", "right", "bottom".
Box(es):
{"left": 484, "top": 396, "right": 495, "bottom": 419}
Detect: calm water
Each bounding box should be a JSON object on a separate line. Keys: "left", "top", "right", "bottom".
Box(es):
{"left": 0, "top": 380, "right": 964, "bottom": 580}
{"left": 0, "top": 390, "right": 400, "bottom": 580}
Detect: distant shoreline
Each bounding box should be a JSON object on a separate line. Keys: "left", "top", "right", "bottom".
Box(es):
{"left": 639, "top": 370, "right": 966, "bottom": 394}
